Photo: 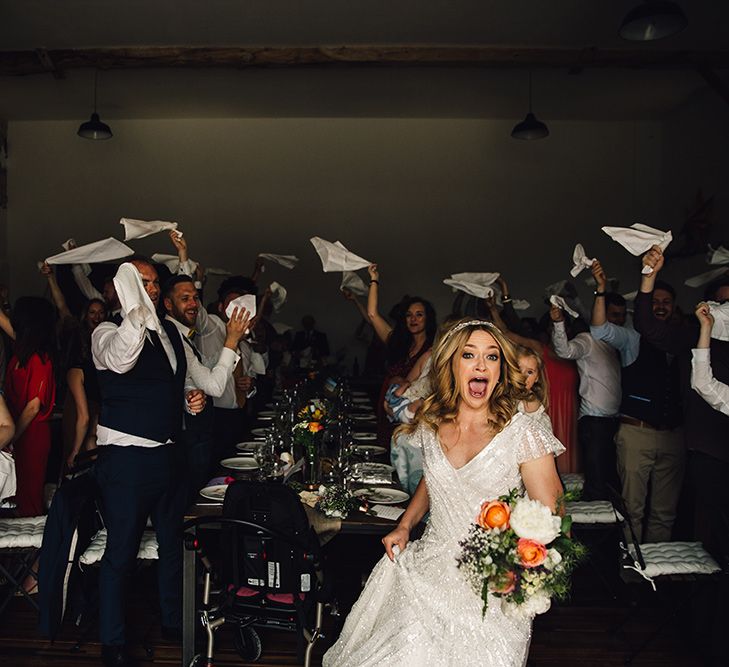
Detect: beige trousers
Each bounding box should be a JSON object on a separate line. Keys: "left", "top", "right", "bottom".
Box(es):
{"left": 615, "top": 422, "right": 685, "bottom": 543}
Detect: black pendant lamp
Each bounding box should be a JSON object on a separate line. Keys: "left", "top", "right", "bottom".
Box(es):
{"left": 619, "top": 1, "right": 688, "bottom": 41}
{"left": 78, "top": 71, "right": 113, "bottom": 140}
{"left": 511, "top": 71, "right": 549, "bottom": 140}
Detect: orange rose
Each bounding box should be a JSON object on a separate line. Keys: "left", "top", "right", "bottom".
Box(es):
{"left": 477, "top": 500, "right": 511, "bottom": 531}
{"left": 490, "top": 570, "right": 517, "bottom": 595}
{"left": 308, "top": 421, "right": 324, "bottom": 433}
{"left": 517, "top": 538, "right": 548, "bottom": 568}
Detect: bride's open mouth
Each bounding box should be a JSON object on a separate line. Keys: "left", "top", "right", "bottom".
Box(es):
{"left": 468, "top": 377, "right": 489, "bottom": 399}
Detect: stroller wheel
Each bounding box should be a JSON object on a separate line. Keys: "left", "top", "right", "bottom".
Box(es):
{"left": 233, "top": 626, "right": 262, "bottom": 662}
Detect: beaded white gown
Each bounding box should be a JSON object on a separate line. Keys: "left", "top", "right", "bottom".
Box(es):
{"left": 323, "top": 412, "right": 565, "bottom": 667}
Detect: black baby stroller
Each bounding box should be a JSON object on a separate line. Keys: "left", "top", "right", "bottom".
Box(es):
{"left": 183, "top": 480, "right": 328, "bottom": 666}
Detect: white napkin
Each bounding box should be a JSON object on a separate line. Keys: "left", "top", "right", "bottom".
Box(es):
{"left": 61, "top": 239, "right": 92, "bottom": 276}
{"left": 512, "top": 299, "right": 531, "bottom": 311}
{"left": 370, "top": 505, "right": 406, "bottom": 521}
{"left": 570, "top": 243, "right": 595, "bottom": 278}
{"left": 113, "top": 262, "right": 160, "bottom": 332}
{"left": 550, "top": 295, "right": 580, "bottom": 319}
{"left": 205, "top": 267, "right": 232, "bottom": 276}
{"left": 151, "top": 253, "right": 199, "bottom": 276}
{"left": 225, "top": 294, "right": 257, "bottom": 320}
{"left": 340, "top": 271, "right": 368, "bottom": 296}
{"left": 269, "top": 281, "right": 287, "bottom": 312}
{"left": 602, "top": 223, "right": 672, "bottom": 275}
{"left": 310, "top": 237, "right": 371, "bottom": 272}
{"left": 120, "top": 217, "right": 180, "bottom": 241}
{"left": 258, "top": 253, "right": 299, "bottom": 270}
{"left": 622, "top": 290, "right": 638, "bottom": 302}
{"left": 249, "top": 351, "right": 267, "bottom": 376}
{"left": 706, "top": 301, "right": 729, "bottom": 342}
{"left": 46, "top": 237, "right": 134, "bottom": 265}
{"left": 685, "top": 267, "right": 729, "bottom": 288}
{"left": 443, "top": 272, "right": 500, "bottom": 300}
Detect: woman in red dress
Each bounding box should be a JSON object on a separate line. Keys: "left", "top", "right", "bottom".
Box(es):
{"left": 0, "top": 297, "right": 57, "bottom": 516}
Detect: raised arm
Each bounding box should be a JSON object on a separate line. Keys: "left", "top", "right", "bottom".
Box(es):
{"left": 40, "top": 263, "right": 73, "bottom": 320}
{"left": 342, "top": 288, "right": 369, "bottom": 322}
{"left": 0, "top": 394, "right": 15, "bottom": 450}
{"left": 690, "top": 302, "right": 729, "bottom": 417}
{"left": 550, "top": 306, "right": 590, "bottom": 360}
{"left": 486, "top": 297, "right": 541, "bottom": 355}
{"left": 590, "top": 260, "right": 609, "bottom": 328}
{"left": 496, "top": 275, "right": 523, "bottom": 332}
{"left": 366, "top": 264, "right": 394, "bottom": 344}
{"left": 0, "top": 305, "right": 14, "bottom": 340}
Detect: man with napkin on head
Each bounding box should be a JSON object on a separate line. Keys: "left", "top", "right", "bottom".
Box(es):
{"left": 91, "top": 257, "right": 250, "bottom": 667}
{"left": 168, "top": 234, "right": 267, "bottom": 462}
{"left": 589, "top": 253, "right": 683, "bottom": 545}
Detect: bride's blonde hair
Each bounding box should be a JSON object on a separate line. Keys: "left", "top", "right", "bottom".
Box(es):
{"left": 404, "top": 318, "right": 527, "bottom": 435}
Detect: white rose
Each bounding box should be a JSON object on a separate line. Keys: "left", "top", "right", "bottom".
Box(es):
{"left": 545, "top": 548, "right": 562, "bottom": 570}
{"left": 509, "top": 498, "right": 562, "bottom": 545}
{"left": 501, "top": 591, "right": 552, "bottom": 620}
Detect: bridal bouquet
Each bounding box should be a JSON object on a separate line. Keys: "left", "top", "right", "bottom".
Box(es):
{"left": 457, "top": 489, "right": 585, "bottom": 619}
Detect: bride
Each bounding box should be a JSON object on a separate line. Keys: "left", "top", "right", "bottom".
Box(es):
{"left": 323, "top": 319, "right": 565, "bottom": 667}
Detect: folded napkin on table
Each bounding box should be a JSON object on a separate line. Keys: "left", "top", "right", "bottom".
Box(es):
{"left": 46, "top": 237, "right": 134, "bottom": 265}
{"left": 602, "top": 223, "right": 672, "bottom": 275}
{"left": 310, "top": 237, "right": 371, "bottom": 272}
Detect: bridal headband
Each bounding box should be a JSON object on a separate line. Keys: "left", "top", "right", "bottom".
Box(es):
{"left": 442, "top": 319, "right": 497, "bottom": 341}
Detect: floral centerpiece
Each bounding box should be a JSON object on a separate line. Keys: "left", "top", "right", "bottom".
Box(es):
{"left": 456, "top": 489, "right": 586, "bottom": 620}
{"left": 292, "top": 398, "right": 329, "bottom": 488}
{"left": 299, "top": 484, "right": 362, "bottom": 519}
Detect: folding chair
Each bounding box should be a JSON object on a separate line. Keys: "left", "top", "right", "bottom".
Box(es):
{"left": 183, "top": 480, "right": 328, "bottom": 667}
{"left": 0, "top": 515, "right": 46, "bottom": 614}
{"left": 610, "top": 491, "right": 722, "bottom": 664}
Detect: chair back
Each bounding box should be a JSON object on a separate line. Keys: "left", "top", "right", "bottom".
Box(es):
{"left": 221, "top": 481, "right": 319, "bottom": 595}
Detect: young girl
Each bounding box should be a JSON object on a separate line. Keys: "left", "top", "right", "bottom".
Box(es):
{"left": 516, "top": 346, "right": 553, "bottom": 433}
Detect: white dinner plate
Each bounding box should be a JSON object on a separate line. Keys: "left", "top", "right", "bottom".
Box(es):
{"left": 220, "top": 457, "right": 259, "bottom": 471}
{"left": 353, "top": 462, "right": 394, "bottom": 474}
{"left": 353, "top": 431, "right": 377, "bottom": 440}
{"left": 352, "top": 445, "right": 387, "bottom": 457}
{"left": 352, "top": 414, "right": 376, "bottom": 422}
{"left": 352, "top": 397, "right": 371, "bottom": 404}
{"left": 351, "top": 391, "right": 369, "bottom": 398}
{"left": 251, "top": 427, "right": 270, "bottom": 437}
{"left": 258, "top": 410, "right": 276, "bottom": 417}
{"left": 353, "top": 487, "right": 409, "bottom": 505}
{"left": 199, "top": 485, "right": 228, "bottom": 501}
{"left": 256, "top": 415, "right": 274, "bottom": 421}
{"left": 236, "top": 441, "right": 260, "bottom": 453}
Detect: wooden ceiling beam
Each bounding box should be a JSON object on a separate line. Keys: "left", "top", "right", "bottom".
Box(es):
{"left": 1, "top": 46, "right": 729, "bottom": 75}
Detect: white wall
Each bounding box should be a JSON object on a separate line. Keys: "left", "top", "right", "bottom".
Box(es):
{"left": 6, "top": 117, "right": 667, "bottom": 359}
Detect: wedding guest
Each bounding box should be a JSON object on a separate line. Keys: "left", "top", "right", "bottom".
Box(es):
{"left": 591, "top": 256, "right": 683, "bottom": 543}
{"left": 0, "top": 297, "right": 56, "bottom": 517}
{"left": 487, "top": 298, "right": 579, "bottom": 473}
{"left": 292, "top": 315, "right": 330, "bottom": 367}
{"left": 515, "top": 345, "right": 552, "bottom": 433}
{"left": 550, "top": 298, "right": 622, "bottom": 501}
{"left": 365, "top": 263, "right": 436, "bottom": 446}
{"left": 71, "top": 262, "right": 122, "bottom": 324}
{"left": 636, "top": 245, "right": 729, "bottom": 556}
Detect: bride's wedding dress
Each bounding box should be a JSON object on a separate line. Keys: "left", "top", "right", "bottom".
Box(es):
{"left": 323, "top": 412, "right": 565, "bottom": 667}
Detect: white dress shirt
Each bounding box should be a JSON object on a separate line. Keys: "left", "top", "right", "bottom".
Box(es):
{"left": 195, "top": 309, "right": 267, "bottom": 410}
{"left": 691, "top": 347, "right": 729, "bottom": 417}
{"left": 92, "top": 314, "right": 240, "bottom": 447}
{"left": 552, "top": 321, "right": 621, "bottom": 419}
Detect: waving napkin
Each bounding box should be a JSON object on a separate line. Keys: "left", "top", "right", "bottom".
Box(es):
{"left": 340, "top": 271, "right": 368, "bottom": 296}
{"left": 205, "top": 267, "right": 232, "bottom": 276}
{"left": 443, "top": 272, "right": 500, "bottom": 300}
{"left": 706, "top": 301, "right": 729, "bottom": 342}
{"left": 120, "top": 217, "right": 180, "bottom": 241}
{"left": 46, "top": 237, "right": 134, "bottom": 266}
{"left": 113, "top": 262, "right": 160, "bottom": 332}
{"left": 570, "top": 243, "right": 595, "bottom": 278}
{"left": 602, "top": 223, "right": 672, "bottom": 275}
{"left": 151, "top": 253, "right": 199, "bottom": 276}
{"left": 549, "top": 295, "right": 580, "bottom": 319}
{"left": 225, "top": 294, "right": 257, "bottom": 321}
{"left": 258, "top": 253, "right": 299, "bottom": 270}
{"left": 310, "top": 237, "right": 371, "bottom": 272}
{"left": 685, "top": 246, "right": 729, "bottom": 288}
{"left": 269, "top": 282, "right": 287, "bottom": 312}
{"left": 61, "top": 238, "right": 92, "bottom": 276}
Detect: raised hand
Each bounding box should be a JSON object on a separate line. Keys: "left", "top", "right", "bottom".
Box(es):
{"left": 39, "top": 261, "right": 53, "bottom": 276}
{"left": 169, "top": 230, "right": 188, "bottom": 260}
{"left": 341, "top": 287, "right": 356, "bottom": 301}
{"left": 696, "top": 302, "right": 714, "bottom": 329}
{"left": 225, "top": 307, "right": 252, "bottom": 348}
{"left": 550, "top": 304, "right": 564, "bottom": 322}
{"left": 368, "top": 264, "right": 379, "bottom": 282}
{"left": 591, "top": 260, "right": 608, "bottom": 291}
{"left": 642, "top": 245, "right": 665, "bottom": 274}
